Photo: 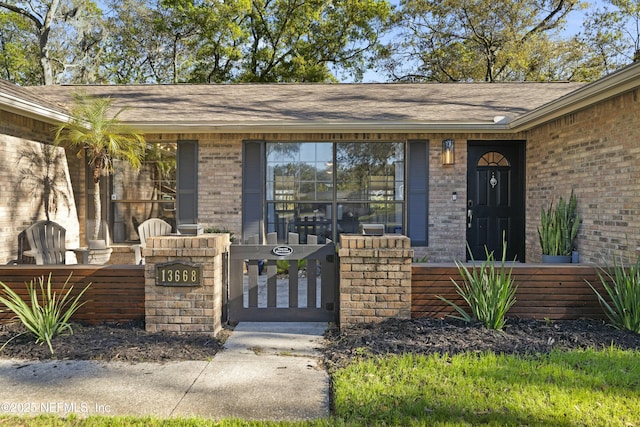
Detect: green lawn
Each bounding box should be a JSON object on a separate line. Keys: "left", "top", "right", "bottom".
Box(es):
{"left": 334, "top": 347, "right": 640, "bottom": 426}
{"left": 1, "top": 348, "right": 639, "bottom": 426}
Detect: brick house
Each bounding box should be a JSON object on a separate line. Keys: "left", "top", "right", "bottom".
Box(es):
{"left": 1, "top": 62, "right": 639, "bottom": 266}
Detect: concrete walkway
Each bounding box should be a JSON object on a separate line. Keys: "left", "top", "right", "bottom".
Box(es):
{"left": 0, "top": 322, "right": 330, "bottom": 421}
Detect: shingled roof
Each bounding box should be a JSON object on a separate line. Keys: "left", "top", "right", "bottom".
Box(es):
{"left": 0, "top": 79, "right": 69, "bottom": 121}
{"left": 6, "top": 61, "right": 640, "bottom": 134}
{"left": 27, "top": 82, "right": 586, "bottom": 133}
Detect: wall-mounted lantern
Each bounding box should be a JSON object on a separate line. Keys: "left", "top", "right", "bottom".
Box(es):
{"left": 442, "top": 139, "right": 455, "bottom": 165}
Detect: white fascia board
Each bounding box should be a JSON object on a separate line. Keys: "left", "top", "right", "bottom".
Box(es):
{"left": 510, "top": 63, "right": 640, "bottom": 131}
{"left": 131, "top": 120, "right": 514, "bottom": 134}
{"left": 0, "top": 93, "right": 70, "bottom": 124}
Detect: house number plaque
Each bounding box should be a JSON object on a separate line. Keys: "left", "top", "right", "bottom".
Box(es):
{"left": 156, "top": 261, "right": 202, "bottom": 287}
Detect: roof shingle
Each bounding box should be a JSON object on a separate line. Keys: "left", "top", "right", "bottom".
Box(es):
{"left": 28, "top": 82, "right": 585, "bottom": 125}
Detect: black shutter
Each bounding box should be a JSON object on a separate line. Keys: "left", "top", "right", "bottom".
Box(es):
{"left": 242, "top": 140, "right": 265, "bottom": 243}
{"left": 177, "top": 140, "right": 198, "bottom": 225}
{"left": 407, "top": 140, "right": 429, "bottom": 245}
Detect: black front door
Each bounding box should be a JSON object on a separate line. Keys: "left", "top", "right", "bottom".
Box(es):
{"left": 466, "top": 141, "right": 525, "bottom": 261}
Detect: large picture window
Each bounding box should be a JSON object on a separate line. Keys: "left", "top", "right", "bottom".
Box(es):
{"left": 266, "top": 141, "right": 405, "bottom": 243}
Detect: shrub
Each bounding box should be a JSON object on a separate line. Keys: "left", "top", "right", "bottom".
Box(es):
{"left": 204, "top": 226, "right": 235, "bottom": 242}
{"left": 276, "top": 259, "right": 307, "bottom": 275}
{"left": 0, "top": 273, "right": 91, "bottom": 354}
{"left": 587, "top": 256, "right": 640, "bottom": 334}
{"left": 438, "top": 243, "right": 517, "bottom": 330}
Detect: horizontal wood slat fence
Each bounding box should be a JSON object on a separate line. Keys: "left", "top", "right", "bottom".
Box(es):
{"left": 0, "top": 265, "right": 144, "bottom": 325}
{"left": 0, "top": 263, "right": 612, "bottom": 325}
{"left": 412, "top": 264, "right": 607, "bottom": 320}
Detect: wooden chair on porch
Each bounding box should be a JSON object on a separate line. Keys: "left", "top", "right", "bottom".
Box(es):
{"left": 24, "top": 220, "right": 67, "bottom": 265}
{"left": 133, "top": 218, "right": 173, "bottom": 265}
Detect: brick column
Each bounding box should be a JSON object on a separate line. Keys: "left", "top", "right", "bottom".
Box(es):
{"left": 338, "top": 235, "right": 413, "bottom": 327}
{"left": 144, "top": 234, "right": 230, "bottom": 334}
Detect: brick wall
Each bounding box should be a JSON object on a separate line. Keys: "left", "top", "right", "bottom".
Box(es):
{"left": 108, "top": 245, "right": 137, "bottom": 265}
{"left": 0, "top": 110, "right": 54, "bottom": 142}
{"left": 0, "top": 131, "right": 80, "bottom": 264}
{"left": 197, "top": 135, "right": 243, "bottom": 234}
{"left": 338, "top": 234, "right": 413, "bottom": 326}
{"left": 143, "top": 233, "right": 230, "bottom": 334}
{"left": 526, "top": 89, "right": 640, "bottom": 264}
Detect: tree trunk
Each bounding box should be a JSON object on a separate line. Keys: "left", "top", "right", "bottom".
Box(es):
{"left": 92, "top": 178, "right": 101, "bottom": 241}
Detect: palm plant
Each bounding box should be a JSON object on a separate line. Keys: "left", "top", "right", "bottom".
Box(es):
{"left": 54, "top": 93, "right": 146, "bottom": 242}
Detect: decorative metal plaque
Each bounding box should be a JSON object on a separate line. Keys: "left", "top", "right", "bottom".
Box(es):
{"left": 156, "top": 261, "right": 202, "bottom": 287}
{"left": 272, "top": 245, "right": 294, "bottom": 256}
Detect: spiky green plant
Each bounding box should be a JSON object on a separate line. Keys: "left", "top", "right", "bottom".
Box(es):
{"left": 54, "top": 93, "right": 146, "bottom": 241}
{"left": 586, "top": 256, "right": 640, "bottom": 334}
{"left": 538, "top": 190, "right": 580, "bottom": 256}
{"left": 0, "top": 274, "right": 91, "bottom": 354}
{"left": 438, "top": 242, "right": 517, "bottom": 330}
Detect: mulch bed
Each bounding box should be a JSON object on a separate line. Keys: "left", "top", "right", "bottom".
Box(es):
{"left": 1, "top": 317, "right": 639, "bottom": 367}
{"left": 323, "top": 317, "right": 640, "bottom": 370}
{"left": 0, "top": 321, "right": 226, "bottom": 362}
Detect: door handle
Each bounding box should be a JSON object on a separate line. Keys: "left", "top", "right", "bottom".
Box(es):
{"left": 467, "top": 209, "right": 473, "bottom": 229}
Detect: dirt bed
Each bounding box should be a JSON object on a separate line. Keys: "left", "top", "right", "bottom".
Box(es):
{"left": 1, "top": 318, "right": 639, "bottom": 366}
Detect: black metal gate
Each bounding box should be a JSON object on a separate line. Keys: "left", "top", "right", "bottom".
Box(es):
{"left": 227, "top": 233, "right": 337, "bottom": 322}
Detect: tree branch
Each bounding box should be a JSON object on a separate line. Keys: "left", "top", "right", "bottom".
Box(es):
{"left": 0, "top": 1, "right": 43, "bottom": 29}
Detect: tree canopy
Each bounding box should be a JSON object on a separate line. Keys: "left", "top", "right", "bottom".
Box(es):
{"left": 0, "top": 0, "right": 103, "bottom": 85}
{"left": 96, "top": 0, "right": 392, "bottom": 84}
{"left": 381, "top": 0, "right": 585, "bottom": 82}
{"left": 1, "top": 0, "right": 639, "bottom": 84}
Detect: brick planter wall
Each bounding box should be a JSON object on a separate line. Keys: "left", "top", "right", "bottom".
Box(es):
{"left": 338, "top": 234, "right": 414, "bottom": 326}
{"left": 143, "top": 233, "right": 230, "bottom": 334}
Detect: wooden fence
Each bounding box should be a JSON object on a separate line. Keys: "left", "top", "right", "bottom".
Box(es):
{"left": 412, "top": 264, "right": 607, "bottom": 320}
{"left": 0, "top": 263, "right": 613, "bottom": 325}
{"left": 0, "top": 265, "right": 144, "bottom": 325}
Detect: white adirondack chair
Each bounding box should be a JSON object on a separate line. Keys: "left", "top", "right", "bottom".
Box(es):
{"left": 133, "top": 218, "right": 173, "bottom": 265}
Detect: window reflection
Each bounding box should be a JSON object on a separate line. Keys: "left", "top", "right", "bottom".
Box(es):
{"left": 266, "top": 142, "right": 404, "bottom": 242}
{"left": 111, "top": 142, "right": 177, "bottom": 243}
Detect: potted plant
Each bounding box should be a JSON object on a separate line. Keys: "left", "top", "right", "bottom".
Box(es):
{"left": 537, "top": 190, "right": 580, "bottom": 263}
{"left": 54, "top": 93, "right": 146, "bottom": 264}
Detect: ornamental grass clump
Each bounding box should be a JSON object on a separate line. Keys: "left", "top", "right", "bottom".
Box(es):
{"left": 587, "top": 256, "right": 640, "bottom": 334}
{"left": 438, "top": 243, "right": 517, "bottom": 330}
{"left": 0, "top": 273, "right": 90, "bottom": 354}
